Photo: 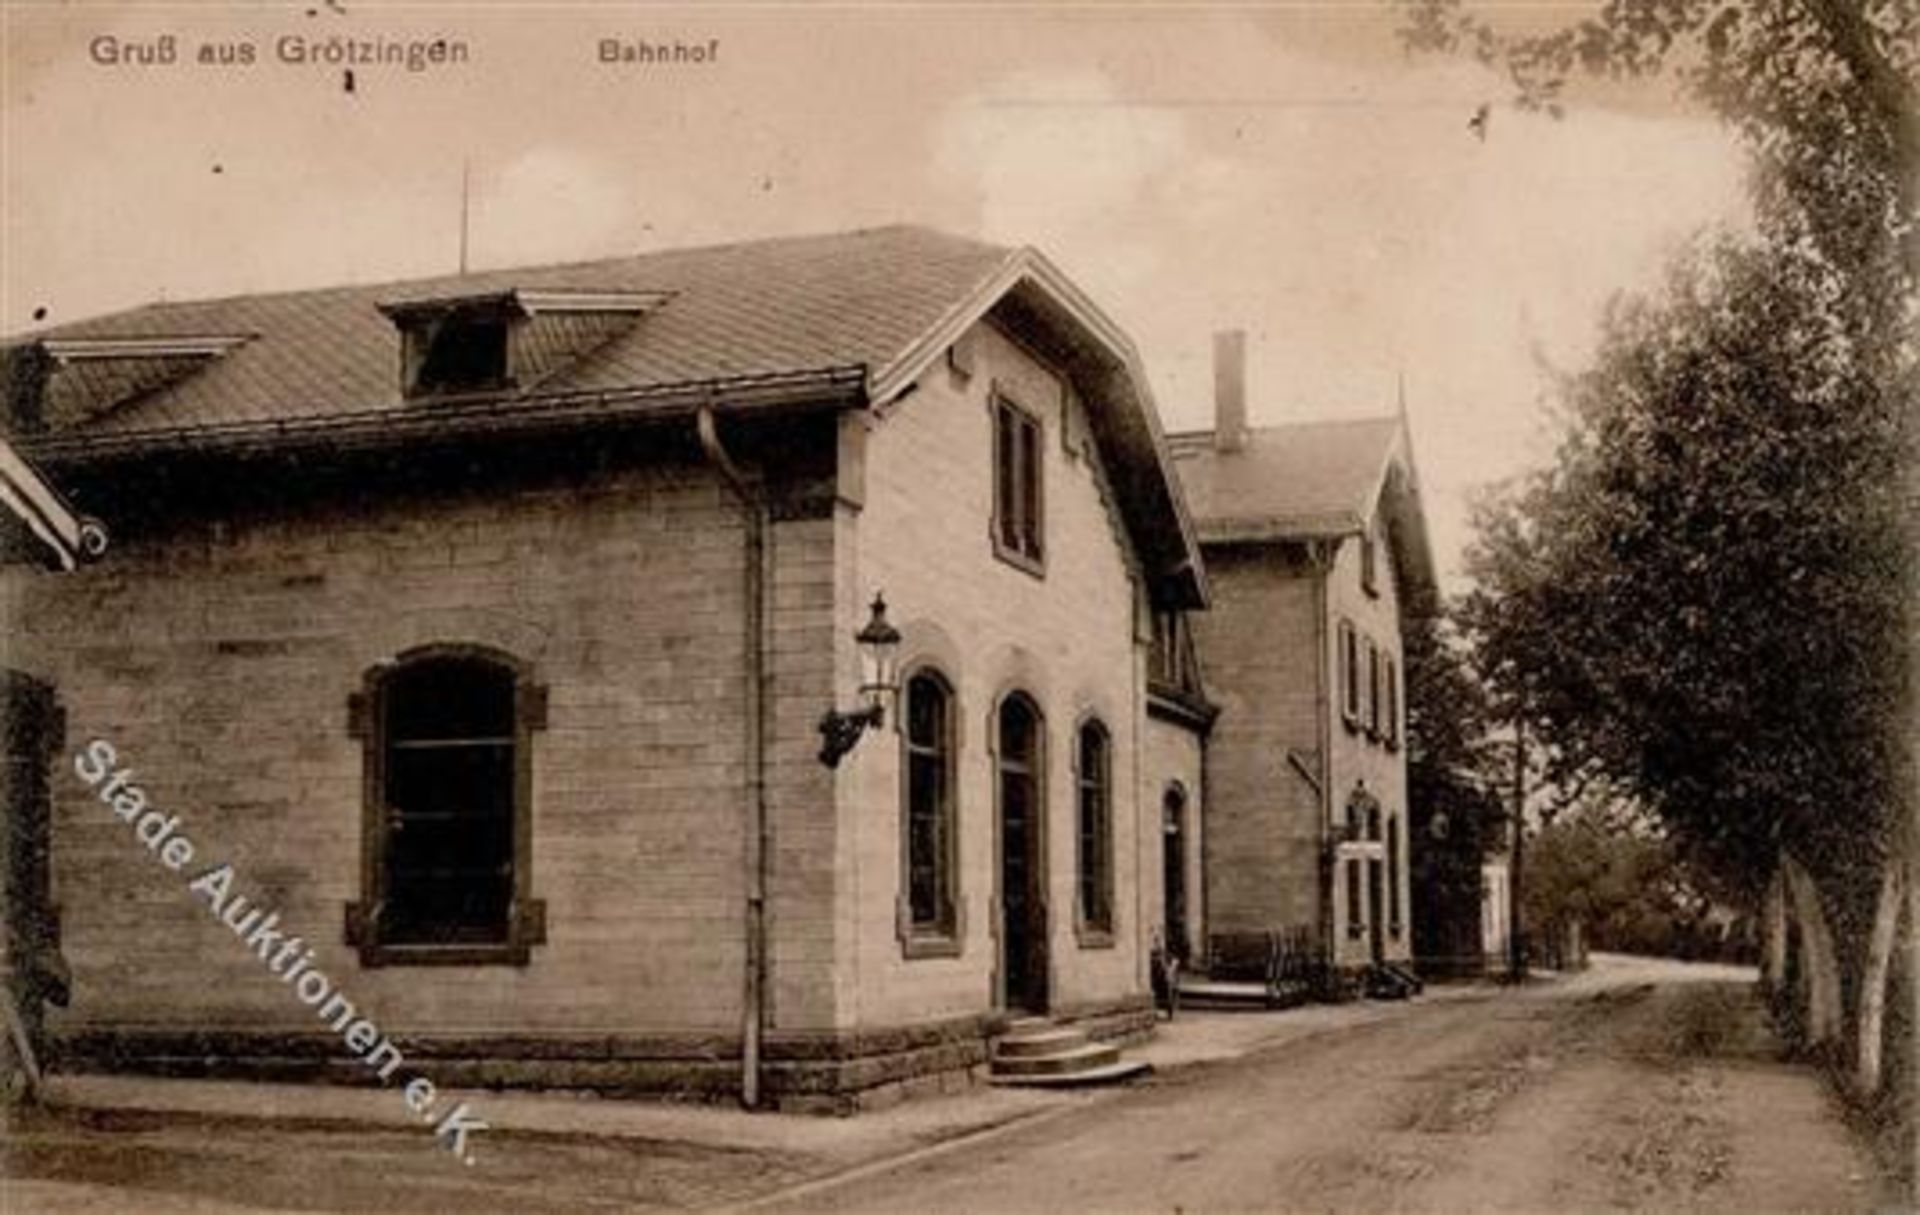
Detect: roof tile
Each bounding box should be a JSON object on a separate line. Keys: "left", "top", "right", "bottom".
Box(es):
{"left": 14, "top": 226, "right": 1012, "bottom": 436}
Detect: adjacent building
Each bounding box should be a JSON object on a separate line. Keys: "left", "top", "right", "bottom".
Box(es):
{"left": 1168, "top": 333, "right": 1435, "bottom": 987}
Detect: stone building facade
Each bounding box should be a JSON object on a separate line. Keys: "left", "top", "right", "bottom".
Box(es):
{"left": 0, "top": 227, "right": 1208, "bottom": 1109}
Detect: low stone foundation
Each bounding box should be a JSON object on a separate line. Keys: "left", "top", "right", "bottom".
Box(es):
{"left": 51, "top": 995, "right": 1158, "bottom": 1114}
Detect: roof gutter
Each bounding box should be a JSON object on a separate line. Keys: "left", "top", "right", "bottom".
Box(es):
{"left": 14, "top": 365, "right": 868, "bottom": 468}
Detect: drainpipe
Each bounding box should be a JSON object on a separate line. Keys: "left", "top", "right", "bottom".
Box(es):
{"left": 1312, "top": 540, "right": 1336, "bottom": 985}
{"left": 696, "top": 405, "right": 771, "bottom": 1110}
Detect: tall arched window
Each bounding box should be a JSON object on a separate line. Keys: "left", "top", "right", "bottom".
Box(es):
{"left": 348, "top": 646, "right": 546, "bottom": 966}
{"left": 1075, "top": 719, "right": 1114, "bottom": 940}
{"left": 901, "top": 669, "right": 958, "bottom": 948}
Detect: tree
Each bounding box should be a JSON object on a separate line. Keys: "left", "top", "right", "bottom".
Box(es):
{"left": 1459, "top": 229, "right": 1906, "bottom": 1074}
{"left": 1409, "top": 0, "right": 1916, "bottom": 1108}
{"left": 1404, "top": 593, "right": 1508, "bottom": 972}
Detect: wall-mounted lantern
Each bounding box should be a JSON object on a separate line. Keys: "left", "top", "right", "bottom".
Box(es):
{"left": 817, "top": 593, "right": 902, "bottom": 768}
{"left": 1344, "top": 780, "right": 1380, "bottom": 843}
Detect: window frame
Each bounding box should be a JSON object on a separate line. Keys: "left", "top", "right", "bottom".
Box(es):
{"left": 1383, "top": 653, "right": 1401, "bottom": 751}
{"left": 990, "top": 392, "right": 1046, "bottom": 575}
{"left": 346, "top": 643, "right": 547, "bottom": 967}
{"left": 1360, "top": 522, "right": 1380, "bottom": 598}
{"left": 1345, "top": 856, "right": 1365, "bottom": 939}
{"left": 399, "top": 305, "right": 517, "bottom": 400}
{"left": 898, "top": 666, "right": 963, "bottom": 958}
{"left": 1366, "top": 636, "right": 1382, "bottom": 740}
{"left": 1072, "top": 716, "right": 1116, "bottom": 946}
{"left": 1338, "top": 619, "right": 1361, "bottom": 729}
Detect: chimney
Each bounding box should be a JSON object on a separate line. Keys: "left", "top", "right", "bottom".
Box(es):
{"left": 1213, "top": 329, "right": 1247, "bottom": 453}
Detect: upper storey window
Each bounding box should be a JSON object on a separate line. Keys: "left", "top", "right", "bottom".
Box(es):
{"left": 1360, "top": 519, "right": 1381, "bottom": 597}
{"left": 992, "top": 393, "right": 1045, "bottom": 572}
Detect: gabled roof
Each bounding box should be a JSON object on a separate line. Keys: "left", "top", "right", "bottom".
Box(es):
{"left": 4, "top": 225, "right": 1204, "bottom": 604}
{"left": 1169, "top": 415, "right": 1434, "bottom": 594}
{"left": 7, "top": 226, "right": 1010, "bottom": 436}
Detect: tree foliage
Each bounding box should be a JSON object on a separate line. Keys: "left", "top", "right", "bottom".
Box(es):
{"left": 1404, "top": 593, "right": 1511, "bottom": 968}
{"left": 1411, "top": 0, "right": 1916, "bottom": 931}
{"left": 1400, "top": 0, "right": 1918, "bottom": 279}
{"left": 1460, "top": 232, "right": 1906, "bottom": 911}
{"left": 1526, "top": 810, "right": 1755, "bottom": 961}
{"left": 1405, "top": 603, "right": 1505, "bottom": 901}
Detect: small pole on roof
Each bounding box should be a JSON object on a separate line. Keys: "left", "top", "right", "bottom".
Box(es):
{"left": 458, "top": 157, "right": 471, "bottom": 275}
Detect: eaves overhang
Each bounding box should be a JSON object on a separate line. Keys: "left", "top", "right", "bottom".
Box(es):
{"left": 14, "top": 364, "right": 869, "bottom": 469}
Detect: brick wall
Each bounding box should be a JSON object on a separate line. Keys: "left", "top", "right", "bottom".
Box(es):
{"left": 841, "top": 318, "right": 1150, "bottom": 1028}
{"left": 1187, "top": 545, "right": 1327, "bottom": 940}
{"left": 2, "top": 447, "right": 835, "bottom": 1041}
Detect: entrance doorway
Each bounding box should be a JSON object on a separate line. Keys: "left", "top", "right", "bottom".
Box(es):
{"left": 997, "top": 694, "right": 1048, "bottom": 1013}
{"left": 1162, "top": 784, "right": 1189, "bottom": 963}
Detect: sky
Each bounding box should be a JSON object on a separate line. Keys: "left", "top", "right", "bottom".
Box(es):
{"left": 0, "top": 2, "right": 1753, "bottom": 590}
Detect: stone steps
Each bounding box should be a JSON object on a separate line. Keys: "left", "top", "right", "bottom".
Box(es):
{"left": 987, "top": 1019, "right": 1150, "bottom": 1088}
{"left": 1176, "top": 977, "right": 1315, "bottom": 1011}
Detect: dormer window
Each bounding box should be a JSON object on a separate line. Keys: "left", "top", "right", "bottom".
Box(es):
{"left": 377, "top": 288, "right": 670, "bottom": 403}
{"left": 408, "top": 307, "right": 513, "bottom": 398}
{"left": 10, "top": 335, "right": 252, "bottom": 433}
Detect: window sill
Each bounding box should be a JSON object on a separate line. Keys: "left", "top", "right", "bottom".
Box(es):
{"left": 1074, "top": 924, "right": 1117, "bottom": 950}
{"left": 357, "top": 942, "right": 535, "bottom": 968}
{"left": 346, "top": 898, "right": 544, "bottom": 968}
{"left": 900, "top": 932, "right": 964, "bottom": 960}
{"left": 991, "top": 537, "right": 1047, "bottom": 580}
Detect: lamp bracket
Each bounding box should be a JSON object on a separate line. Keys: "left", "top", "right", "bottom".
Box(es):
{"left": 817, "top": 703, "right": 884, "bottom": 768}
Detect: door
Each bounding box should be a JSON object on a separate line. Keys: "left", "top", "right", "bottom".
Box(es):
{"left": 1162, "top": 785, "right": 1189, "bottom": 962}
{"left": 998, "top": 695, "right": 1047, "bottom": 1013}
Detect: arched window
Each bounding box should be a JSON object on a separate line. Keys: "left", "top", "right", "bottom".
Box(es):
{"left": 1075, "top": 719, "right": 1114, "bottom": 940}
{"left": 347, "top": 646, "right": 547, "bottom": 966}
{"left": 901, "top": 669, "right": 958, "bottom": 948}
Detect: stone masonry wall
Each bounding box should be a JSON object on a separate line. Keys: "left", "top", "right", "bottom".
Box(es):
{"left": 0, "top": 449, "right": 834, "bottom": 1045}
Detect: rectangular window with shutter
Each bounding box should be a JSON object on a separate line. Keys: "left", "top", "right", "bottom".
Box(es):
{"left": 1339, "top": 620, "right": 1361, "bottom": 728}
{"left": 992, "top": 394, "right": 1045, "bottom": 573}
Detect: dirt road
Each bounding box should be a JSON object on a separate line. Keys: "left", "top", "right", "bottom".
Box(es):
{"left": 2, "top": 959, "right": 1894, "bottom": 1213}
{"left": 766, "top": 958, "right": 1892, "bottom": 1214}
